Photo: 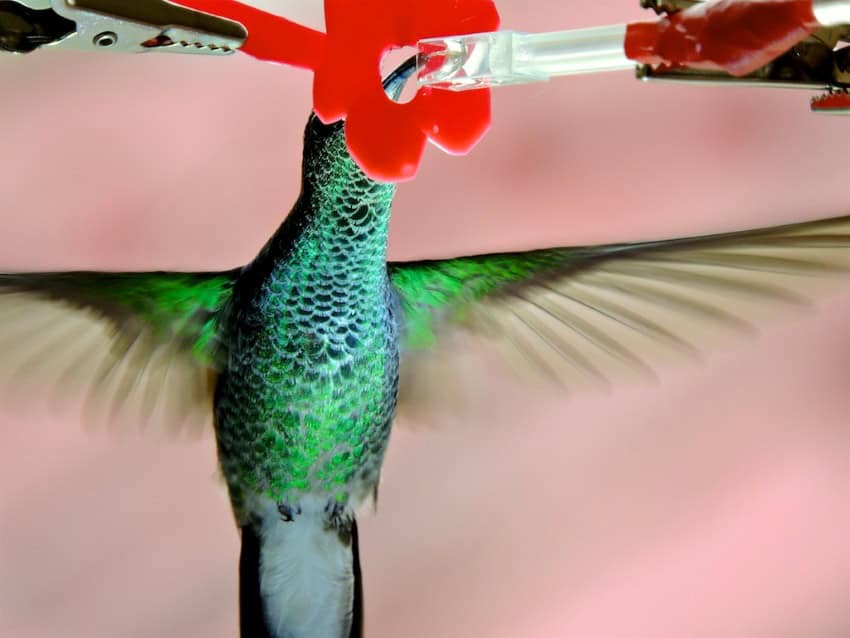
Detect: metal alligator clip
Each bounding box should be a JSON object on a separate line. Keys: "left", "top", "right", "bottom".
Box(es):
{"left": 637, "top": 0, "right": 850, "bottom": 114}
{"left": 0, "top": 0, "right": 246, "bottom": 55}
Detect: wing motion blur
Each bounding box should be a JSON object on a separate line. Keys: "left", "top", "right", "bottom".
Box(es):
{"left": 0, "top": 270, "right": 237, "bottom": 433}
{"left": 390, "top": 215, "right": 850, "bottom": 420}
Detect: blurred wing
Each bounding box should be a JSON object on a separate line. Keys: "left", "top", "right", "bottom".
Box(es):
{"left": 0, "top": 269, "right": 238, "bottom": 433}
{"left": 390, "top": 215, "right": 850, "bottom": 421}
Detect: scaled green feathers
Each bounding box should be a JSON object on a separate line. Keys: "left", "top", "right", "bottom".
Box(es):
{"left": 213, "top": 115, "right": 400, "bottom": 514}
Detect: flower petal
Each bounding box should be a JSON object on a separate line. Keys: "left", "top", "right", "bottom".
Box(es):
{"left": 416, "top": 88, "right": 492, "bottom": 155}
{"left": 345, "top": 95, "right": 427, "bottom": 182}
{"left": 314, "top": 0, "right": 394, "bottom": 123}
{"left": 313, "top": 55, "right": 351, "bottom": 123}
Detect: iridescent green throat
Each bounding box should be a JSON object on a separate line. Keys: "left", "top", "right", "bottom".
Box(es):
{"left": 213, "top": 117, "right": 401, "bottom": 520}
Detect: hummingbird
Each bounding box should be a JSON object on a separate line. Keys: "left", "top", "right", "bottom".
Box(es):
{"left": 4, "top": 58, "right": 850, "bottom": 637}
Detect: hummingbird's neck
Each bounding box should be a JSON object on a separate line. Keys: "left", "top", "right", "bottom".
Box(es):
{"left": 257, "top": 119, "right": 397, "bottom": 278}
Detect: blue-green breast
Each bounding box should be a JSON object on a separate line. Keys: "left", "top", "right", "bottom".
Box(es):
{"left": 214, "top": 118, "right": 400, "bottom": 522}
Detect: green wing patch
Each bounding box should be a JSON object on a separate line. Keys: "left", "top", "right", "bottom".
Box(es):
{"left": 389, "top": 250, "right": 567, "bottom": 349}
{"left": 389, "top": 215, "right": 850, "bottom": 419}
{"left": 0, "top": 269, "right": 238, "bottom": 432}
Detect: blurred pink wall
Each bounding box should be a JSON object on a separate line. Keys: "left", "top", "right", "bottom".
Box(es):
{"left": 2, "top": 2, "right": 850, "bottom": 637}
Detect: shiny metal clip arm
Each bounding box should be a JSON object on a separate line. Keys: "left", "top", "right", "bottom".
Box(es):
{"left": 0, "top": 0, "right": 246, "bottom": 55}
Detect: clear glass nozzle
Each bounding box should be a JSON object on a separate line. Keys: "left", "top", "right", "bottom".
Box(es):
{"left": 417, "top": 25, "right": 633, "bottom": 91}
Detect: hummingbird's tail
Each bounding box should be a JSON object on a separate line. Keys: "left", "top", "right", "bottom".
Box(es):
{"left": 239, "top": 509, "right": 363, "bottom": 638}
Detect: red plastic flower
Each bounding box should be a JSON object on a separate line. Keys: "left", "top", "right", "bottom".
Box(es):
{"left": 173, "top": 0, "right": 500, "bottom": 182}
{"left": 314, "top": 0, "right": 501, "bottom": 182}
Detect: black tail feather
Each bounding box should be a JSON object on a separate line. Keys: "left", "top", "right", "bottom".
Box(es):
{"left": 240, "top": 525, "right": 273, "bottom": 638}
{"left": 350, "top": 519, "right": 364, "bottom": 638}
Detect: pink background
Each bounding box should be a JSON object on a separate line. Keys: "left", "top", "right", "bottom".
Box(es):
{"left": 2, "top": 2, "right": 850, "bottom": 636}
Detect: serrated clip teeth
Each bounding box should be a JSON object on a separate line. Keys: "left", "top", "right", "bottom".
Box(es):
{"left": 44, "top": 0, "right": 247, "bottom": 55}
{"left": 140, "top": 28, "right": 239, "bottom": 55}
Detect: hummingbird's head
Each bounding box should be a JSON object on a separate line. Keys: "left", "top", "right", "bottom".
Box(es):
{"left": 300, "top": 56, "right": 418, "bottom": 189}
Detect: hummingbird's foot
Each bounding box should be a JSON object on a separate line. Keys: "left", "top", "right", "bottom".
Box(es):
{"left": 273, "top": 495, "right": 355, "bottom": 543}
{"left": 277, "top": 502, "right": 302, "bottom": 522}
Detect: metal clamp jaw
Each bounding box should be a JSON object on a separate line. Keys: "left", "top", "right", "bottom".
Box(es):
{"left": 0, "top": 0, "right": 246, "bottom": 55}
